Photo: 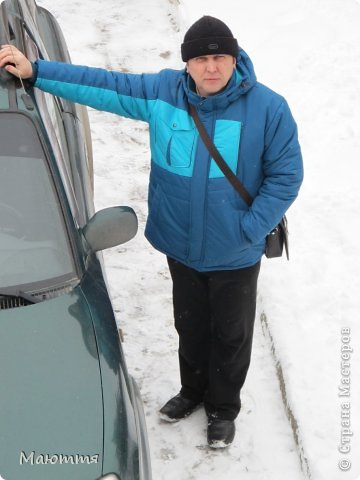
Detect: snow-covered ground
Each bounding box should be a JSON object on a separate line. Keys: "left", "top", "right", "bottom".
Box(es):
{"left": 37, "top": 1, "right": 360, "bottom": 479}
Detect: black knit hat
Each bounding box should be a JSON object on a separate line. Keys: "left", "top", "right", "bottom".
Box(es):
{"left": 181, "top": 16, "right": 239, "bottom": 62}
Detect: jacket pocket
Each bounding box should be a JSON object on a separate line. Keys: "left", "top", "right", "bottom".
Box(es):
{"left": 152, "top": 112, "right": 197, "bottom": 173}
{"left": 165, "top": 121, "right": 196, "bottom": 168}
{"left": 146, "top": 183, "right": 190, "bottom": 260}
{"left": 203, "top": 197, "right": 251, "bottom": 263}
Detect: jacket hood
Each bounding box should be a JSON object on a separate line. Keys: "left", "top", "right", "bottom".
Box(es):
{"left": 184, "top": 48, "right": 257, "bottom": 112}
{"left": 235, "top": 48, "right": 257, "bottom": 92}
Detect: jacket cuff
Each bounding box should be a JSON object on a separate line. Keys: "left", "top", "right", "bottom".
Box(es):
{"left": 29, "top": 60, "right": 39, "bottom": 84}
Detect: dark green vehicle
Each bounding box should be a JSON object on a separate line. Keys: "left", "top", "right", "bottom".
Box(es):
{"left": 0, "top": 1, "right": 152, "bottom": 479}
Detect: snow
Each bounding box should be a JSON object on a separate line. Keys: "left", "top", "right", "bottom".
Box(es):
{"left": 35, "top": 0, "right": 360, "bottom": 479}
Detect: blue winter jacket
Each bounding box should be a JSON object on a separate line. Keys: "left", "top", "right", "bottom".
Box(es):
{"left": 33, "top": 49, "right": 303, "bottom": 271}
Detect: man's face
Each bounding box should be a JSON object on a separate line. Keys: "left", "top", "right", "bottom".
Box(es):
{"left": 186, "top": 54, "right": 236, "bottom": 97}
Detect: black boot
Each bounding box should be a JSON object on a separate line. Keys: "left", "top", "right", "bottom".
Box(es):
{"left": 207, "top": 415, "right": 235, "bottom": 448}
{"left": 159, "top": 393, "right": 200, "bottom": 422}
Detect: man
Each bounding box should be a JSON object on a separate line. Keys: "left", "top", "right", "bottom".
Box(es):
{"left": 0, "top": 15, "right": 303, "bottom": 448}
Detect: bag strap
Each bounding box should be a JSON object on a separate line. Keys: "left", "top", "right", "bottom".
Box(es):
{"left": 189, "top": 103, "right": 253, "bottom": 207}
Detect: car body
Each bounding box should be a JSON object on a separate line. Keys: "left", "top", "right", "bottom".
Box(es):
{"left": 0, "top": 1, "right": 151, "bottom": 479}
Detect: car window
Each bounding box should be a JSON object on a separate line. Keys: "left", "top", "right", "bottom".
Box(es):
{"left": 24, "top": 30, "right": 82, "bottom": 222}
{"left": 0, "top": 113, "right": 76, "bottom": 290}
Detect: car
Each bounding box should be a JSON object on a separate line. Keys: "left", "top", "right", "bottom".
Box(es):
{"left": 0, "top": 1, "right": 152, "bottom": 479}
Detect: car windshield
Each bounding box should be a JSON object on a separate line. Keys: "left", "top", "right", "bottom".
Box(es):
{"left": 0, "top": 113, "right": 76, "bottom": 290}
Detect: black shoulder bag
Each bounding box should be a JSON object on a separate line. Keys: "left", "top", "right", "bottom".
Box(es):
{"left": 189, "top": 103, "right": 289, "bottom": 260}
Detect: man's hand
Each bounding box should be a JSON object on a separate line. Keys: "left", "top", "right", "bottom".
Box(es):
{"left": 0, "top": 45, "right": 33, "bottom": 79}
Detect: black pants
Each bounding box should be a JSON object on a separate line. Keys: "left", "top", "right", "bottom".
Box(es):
{"left": 167, "top": 257, "right": 261, "bottom": 421}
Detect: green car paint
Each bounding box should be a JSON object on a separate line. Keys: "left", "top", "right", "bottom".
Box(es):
{"left": 0, "top": 290, "right": 103, "bottom": 479}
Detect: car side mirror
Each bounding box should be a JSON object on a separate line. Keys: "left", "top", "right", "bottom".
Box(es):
{"left": 97, "top": 474, "right": 121, "bottom": 480}
{"left": 83, "top": 206, "right": 138, "bottom": 253}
